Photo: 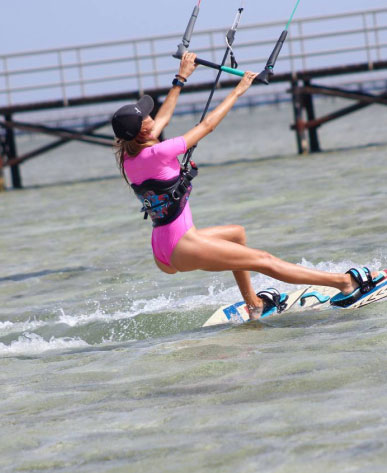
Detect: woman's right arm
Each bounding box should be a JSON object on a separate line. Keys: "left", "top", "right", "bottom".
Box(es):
{"left": 183, "top": 71, "right": 258, "bottom": 150}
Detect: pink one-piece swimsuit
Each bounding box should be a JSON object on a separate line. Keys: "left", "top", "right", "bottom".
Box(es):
{"left": 124, "top": 136, "right": 193, "bottom": 266}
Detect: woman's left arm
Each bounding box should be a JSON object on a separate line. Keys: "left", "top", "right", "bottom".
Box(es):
{"left": 152, "top": 52, "right": 197, "bottom": 139}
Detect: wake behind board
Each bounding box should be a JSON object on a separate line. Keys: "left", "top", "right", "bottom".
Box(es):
{"left": 203, "top": 270, "right": 387, "bottom": 327}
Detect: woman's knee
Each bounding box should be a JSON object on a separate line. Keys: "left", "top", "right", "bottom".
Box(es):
{"left": 230, "top": 225, "right": 246, "bottom": 245}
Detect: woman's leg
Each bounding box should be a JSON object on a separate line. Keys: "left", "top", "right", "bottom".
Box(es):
{"left": 171, "top": 227, "right": 364, "bottom": 295}
{"left": 197, "top": 225, "right": 262, "bottom": 310}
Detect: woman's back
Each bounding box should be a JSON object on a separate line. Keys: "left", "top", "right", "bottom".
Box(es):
{"left": 124, "top": 137, "right": 187, "bottom": 185}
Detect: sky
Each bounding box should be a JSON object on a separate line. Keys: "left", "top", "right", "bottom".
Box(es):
{"left": 1, "top": 0, "right": 387, "bottom": 55}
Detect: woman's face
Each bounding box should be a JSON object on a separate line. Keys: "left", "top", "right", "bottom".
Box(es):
{"left": 139, "top": 115, "right": 154, "bottom": 139}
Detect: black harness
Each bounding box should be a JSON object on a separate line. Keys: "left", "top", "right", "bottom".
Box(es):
{"left": 131, "top": 162, "right": 198, "bottom": 227}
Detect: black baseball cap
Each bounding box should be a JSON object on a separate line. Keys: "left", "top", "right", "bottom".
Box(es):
{"left": 112, "top": 95, "right": 154, "bottom": 140}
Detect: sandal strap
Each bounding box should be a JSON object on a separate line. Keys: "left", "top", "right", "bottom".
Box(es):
{"left": 257, "top": 288, "right": 287, "bottom": 314}
{"left": 346, "top": 267, "right": 375, "bottom": 294}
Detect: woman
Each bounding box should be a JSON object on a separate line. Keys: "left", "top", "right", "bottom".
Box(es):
{"left": 112, "top": 52, "right": 382, "bottom": 318}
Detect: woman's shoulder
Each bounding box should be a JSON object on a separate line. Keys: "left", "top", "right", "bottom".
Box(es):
{"left": 125, "top": 137, "right": 187, "bottom": 163}
{"left": 151, "top": 136, "right": 187, "bottom": 156}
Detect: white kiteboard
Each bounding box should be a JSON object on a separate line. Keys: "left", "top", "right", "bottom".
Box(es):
{"left": 203, "top": 269, "right": 387, "bottom": 327}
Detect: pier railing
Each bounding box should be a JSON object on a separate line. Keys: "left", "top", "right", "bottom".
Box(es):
{"left": 1, "top": 8, "right": 386, "bottom": 107}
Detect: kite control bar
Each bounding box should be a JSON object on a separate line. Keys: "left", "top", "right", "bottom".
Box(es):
{"left": 173, "top": 53, "right": 261, "bottom": 83}
{"left": 173, "top": 0, "right": 302, "bottom": 85}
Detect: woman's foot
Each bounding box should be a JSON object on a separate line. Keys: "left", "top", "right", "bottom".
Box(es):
{"left": 340, "top": 269, "right": 380, "bottom": 295}
{"left": 248, "top": 300, "right": 264, "bottom": 320}
{"left": 248, "top": 268, "right": 382, "bottom": 319}
{"left": 248, "top": 289, "right": 288, "bottom": 320}
{"left": 331, "top": 267, "right": 384, "bottom": 308}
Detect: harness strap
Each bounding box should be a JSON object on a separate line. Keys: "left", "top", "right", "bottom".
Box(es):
{"left": 131, "top": 162, "right": 198, "bottom": 226}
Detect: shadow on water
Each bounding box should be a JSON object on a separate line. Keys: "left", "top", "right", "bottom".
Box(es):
{"left": 190, "top": 140, "right": 387, "bottom": 169}
{"left": 319, "top": 141, "right": 387, "bottom": 154}
{"left": 8, "top": 174, "right": 121, "bottom": 191}
{"left": 0, "top": 266, "right": 93, "bottom": 282}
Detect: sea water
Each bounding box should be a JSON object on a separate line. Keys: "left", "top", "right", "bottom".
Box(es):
{"left": 1, "top": 100, "right": 387, "bottom": 472}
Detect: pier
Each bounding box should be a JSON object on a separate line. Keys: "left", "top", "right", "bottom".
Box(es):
{"left": 1, "top": 8, "right": 386, "bottom": 189}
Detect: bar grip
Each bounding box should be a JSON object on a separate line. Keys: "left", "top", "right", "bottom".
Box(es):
{"left": 174, "top": 53, "right": 222, "bottom": 71}
{"left": 195, "top": 57, "right": 221, "bottom": 70}
{"left": 173, "top": 55, "right": 248, "bottom": 79}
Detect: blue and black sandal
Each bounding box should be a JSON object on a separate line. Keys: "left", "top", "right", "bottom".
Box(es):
{"left": 330, "top": 267, "right": 384, "bottom": 308}
{"left": 257, "top": 288, "right": 289, "bottom": 318}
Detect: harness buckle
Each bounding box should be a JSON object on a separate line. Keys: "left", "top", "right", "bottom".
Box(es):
{"left": 171, "top": 190, "right": 180, "bottom": 201}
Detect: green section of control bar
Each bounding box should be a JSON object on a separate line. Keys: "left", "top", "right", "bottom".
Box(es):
{"left": 220, "top": 65, "right": 245, "bottom": 77}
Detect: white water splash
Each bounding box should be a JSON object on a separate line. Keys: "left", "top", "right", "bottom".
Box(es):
{"left": 1, "top": 258, "right": 385, "bottom": 356}
{"left": 58, "top": 306, "right": 128, "bottom": 327}
{"left": 57, "top": 290, "right": 231, "bottom": 328}
{"left": 0, "top": 318, "right": 46, "bottom": 335}
{"left": 0, "top": 332, "right": 89, "bottom": 356}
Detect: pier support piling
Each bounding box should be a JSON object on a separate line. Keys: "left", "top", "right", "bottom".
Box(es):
{"left": 303, "top": 80, "right": 321, "bottom": 153}
{"left": 291, "top": 80, "right": 308, "bottom": 154}
{"left": 290, "top": 81, "right": 387, "bottom": 154}
{"left": 4, "top": 114, "right": 22, "bottom": 189}
{"left": 0, "top": 137, "right": 5, "bottom": 192}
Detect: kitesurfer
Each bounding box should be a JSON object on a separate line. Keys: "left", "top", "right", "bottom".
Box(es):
{"left": 112, "top": 52, "right": 382, "bottom": 317}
